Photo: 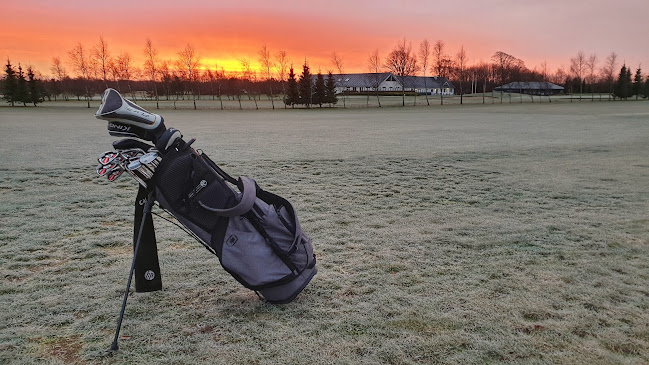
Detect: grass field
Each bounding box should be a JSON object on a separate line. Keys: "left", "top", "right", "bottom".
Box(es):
{"left": 1, "top": 100, "right": 648, "bottom": 364}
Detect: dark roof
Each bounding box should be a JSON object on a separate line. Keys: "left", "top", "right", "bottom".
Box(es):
{"left": 310, "top": 73, "right": 392, "bottom": 87}
{"left": 495, "top": 82, "right": 564, "bottom": 90}
{"left": 312, "top": 73, "right": 454, "bottom": 89}
{"left": 400, "top": 76, "right": 454, "bottom": 89}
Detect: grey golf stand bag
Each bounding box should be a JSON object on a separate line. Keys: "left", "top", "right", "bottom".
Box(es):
{"left": 95, "top": 89, "right": 317, "bottom": 353}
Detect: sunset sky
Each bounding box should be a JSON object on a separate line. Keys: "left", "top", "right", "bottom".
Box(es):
{"left": 2, "top": 0, "right": 648, "bottom": 78}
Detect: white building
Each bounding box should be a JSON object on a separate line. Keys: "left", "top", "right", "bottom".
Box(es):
{"left": 321, "top": 73, "right": 454, "bottom": 95}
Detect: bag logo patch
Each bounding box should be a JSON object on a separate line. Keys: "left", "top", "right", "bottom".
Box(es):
{"left": 188, "top": 180, "right": 208, "bottom": 199}
{"left": 226, "top": 234, "right": 238, "bottom": 246}
{"left": 144, "top": 270, "right": 155, "bottom": 281}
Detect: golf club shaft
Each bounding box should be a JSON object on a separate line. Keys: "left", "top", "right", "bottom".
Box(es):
{"left": 110, "top": 191, "right": 155, "bottom": 352}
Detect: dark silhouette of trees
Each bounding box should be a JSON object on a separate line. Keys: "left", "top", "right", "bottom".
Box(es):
{"left": 3, "top": 59, "right": 17, "bottom": 106}
{"left": 16, "top": 64, "right": 28, "bottom": 106}
{"left": 313, "top": 71, "right": 326, "bottom": 107}
{"left": 614, "top": 64, "right": 632, "bottom": 99}
{"left": 285, "top": 66, "right": 298, "bottom": 108}
{"left": 325, "top": 71, "right": 337, "bottom": 107}
{"left": 632, "top": 67, "right": 642, "bottom": 100}
{"left": 2, "top": 60, "right": 44, "bottom": 106}
{"left": 491, "top": 51, "right": 525, "bottom": 85}
{"left": 298, "top": 61, "right": 312, "bottom": 108}
{"left": 27, "top": 66, "right": 43, "bottom": 106}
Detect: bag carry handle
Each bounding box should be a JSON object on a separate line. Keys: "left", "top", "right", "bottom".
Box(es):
{"left": 198, "top": 177, "right": 256, "bottom": 217}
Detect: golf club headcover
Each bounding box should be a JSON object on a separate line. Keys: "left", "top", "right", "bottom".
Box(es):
{"left": 108, "top": 121, "right": 167, "bottom": 144}
{"left": 96, "top": 88, "right": 164, "bottom": 130}
{"left": 108, "top": 121, "right": 148, "bottom": 140}
{"left": 155, "top": 128, "right": 183, "bottom": 154}
{"left": 133, "top": 185, "right": 162, "bottom": 293}
{"left": 112, "top": 138, "right": 154, "bottom": 152}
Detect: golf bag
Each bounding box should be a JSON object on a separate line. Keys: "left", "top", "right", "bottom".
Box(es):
{"left": 154, "top": 139, "right": 317, "bottom": 303}
{"left": 95, "top": 89, "right": 317, "bottom": 304}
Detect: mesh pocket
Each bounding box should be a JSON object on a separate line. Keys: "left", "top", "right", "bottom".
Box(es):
{"left": 155, "top": 148, "right": 235, "bottom": 232}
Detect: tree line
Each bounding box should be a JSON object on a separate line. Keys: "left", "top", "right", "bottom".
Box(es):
{"left": 2, "top": 36, "right": 649, "bottom": 107}
{"left": 2, "top": 59, "right": 45, "bottom": 106}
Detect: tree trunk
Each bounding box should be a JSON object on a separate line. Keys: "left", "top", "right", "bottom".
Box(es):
{"left": 218, "top": 85, "right": 223, "bottom": 110}
{"left": 459, "top": 80, "right": 463, "bottom": 105}
{"left": 269, "top": 82, "right": 275, "bottom": 110}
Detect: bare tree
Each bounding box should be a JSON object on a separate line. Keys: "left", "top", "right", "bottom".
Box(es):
{"left": 586, "top": 53, "right": 598, "bottom": 100}
{"left": 570, "top": 51, "right": 587, "bottom": 99}
{"left": 50, "top": 57, "right": 68, "bottom": 101}
{"left": 539, "top": 61, "right": 551, "bottom": 102}
{"left": 491, "top": 51, "right": 525, "bottom": 85}
{"left": 384, "top": 38, "right": 419, "bottom": 106}
{"left": 143, "top": 38, "right": 160, "bottom": 109}
{"left": 432, "top": 40, "right": 445, "bottom": 77}
{"left": 258, "top": 44, "right": 275, "bottom": 110}
{"left": 275, "top": 50, "right": 288, "bottom": 108}
{"left": 107, "top": 58, "right": 121, "bottom": 91}
{"left": 116, "top": 52, "right": 136, "bottom": 101}
{"left": 601, "top": 52, "right": 618, "bottom": 100}
{"left": 419, "top": 39, "right": 431, "bottom": 105}
{"left": 67, "top": 42, "right": 91, "bottom": 108}
{"left": 240, "top": 59, "right": 258, "bottom": 109}
{"left": 367, "top": 49, "right": 382, "bottom": 107}
{"left": 177, "top": 43, "right": 201, "bottom": 109}
{"left": 93, "top": 36, "right": 111, "bottom": 89}
{"left": 331, "top": 52, "right": 346, "bottom": 108}
{"left": 474, "top": 62, "right": 492, "bottom": 104}
{"left": 455, "top": 46, "right": 467, "bottom": 105}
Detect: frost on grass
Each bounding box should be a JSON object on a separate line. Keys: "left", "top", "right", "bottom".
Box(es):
{"left": 1, "top": 102, "right": 648, "bottom": 364}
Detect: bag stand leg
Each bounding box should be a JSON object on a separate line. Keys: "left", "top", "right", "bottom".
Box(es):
{"left": 108, "top": 190, "right": 155, "bottom": 354}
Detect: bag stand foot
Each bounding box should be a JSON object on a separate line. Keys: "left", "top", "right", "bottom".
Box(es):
{"left": 108, "top": 190, "right": 155, "bottom": 353}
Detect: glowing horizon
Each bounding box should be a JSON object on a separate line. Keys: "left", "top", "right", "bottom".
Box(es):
{"left": 2, "top": 1, "right": 648, "bottom": 79}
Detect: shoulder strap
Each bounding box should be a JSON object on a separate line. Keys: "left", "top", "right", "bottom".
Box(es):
{"left": 198, "top": 177, "right": 257, "bottom": 217}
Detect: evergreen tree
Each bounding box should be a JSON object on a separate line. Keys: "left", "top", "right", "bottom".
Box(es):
{"left": 614, "top": 65, "right": 632, "bottom": 99}
{"left": 644, "top": 76, "right": 649, "bottom": 99}
{"left": 313, "top": 71, "right": 326, "bottom": 107}
{"left": 325, "top": 71, "right": 338, "bottom": 107}
{"left": 298, "top": 61, "right": 312, "bottom": 108}
{"left": 3, "top": 59, "right": 17, "bottom": 106}
{"left": 27, "top": 66, "right": 43, "bottom": 106}
{"left": 625, "top": 67, "right": 633, "bottom": 99}
{"left": 632, "top": 67, "right": 642, "bottom": 100}
{"left": 16, "top": 64, "right": 28, "bottom": 106}
{"left": 285, "top": 66, "right": 299, "bottom": 108}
